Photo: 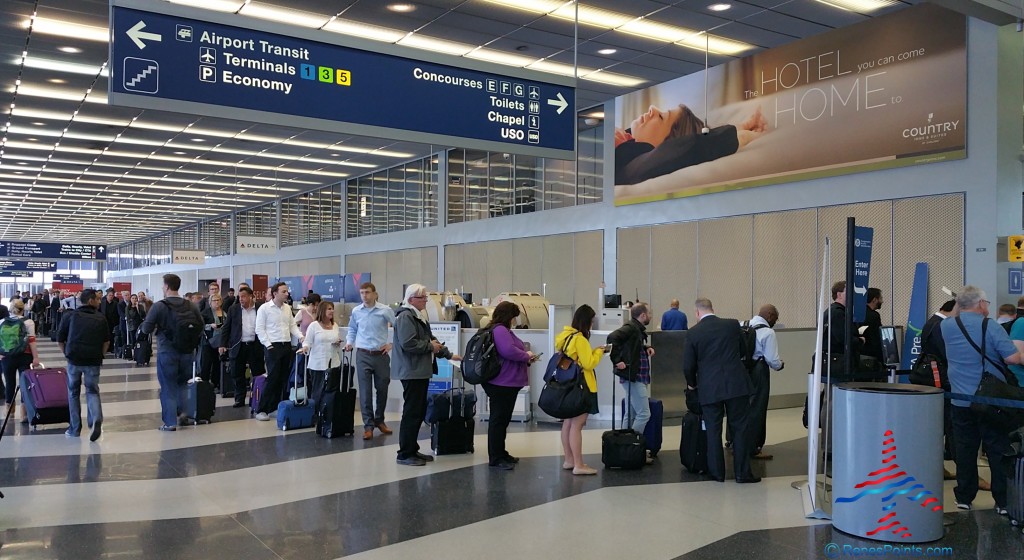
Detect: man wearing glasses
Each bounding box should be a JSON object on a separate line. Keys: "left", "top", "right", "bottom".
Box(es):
{"left": 391, "top": 284, "right": 461, "bottom": 466}
{"left": 940, "top": 286, "right": 1022, "bottom": 513}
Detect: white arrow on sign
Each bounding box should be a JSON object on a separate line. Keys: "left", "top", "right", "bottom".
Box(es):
{"left": 547, "top": 92, "right": 568, "bottom": 115}
{"left": 127, "top": 21, "right": 162, "bottom": 49}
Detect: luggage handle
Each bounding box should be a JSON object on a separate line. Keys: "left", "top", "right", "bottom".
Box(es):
{"left": 294, "top": 353, "right": 308, "bottom": 405}
{"left": 341, "top": 349, "right": 354, "bottom": 393}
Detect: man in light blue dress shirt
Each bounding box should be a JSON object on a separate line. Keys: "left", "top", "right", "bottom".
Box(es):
{"left": 345, "top": 282, "right": 397, "bottom": 440}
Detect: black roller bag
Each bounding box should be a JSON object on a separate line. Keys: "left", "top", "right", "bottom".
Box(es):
{"left": 429, "top": 366, "right": 475, "bottom": 455}
{"left": 134, "top": 329, "right": 152, "bottom": 366}
{"left": 602, "top": 377, "right": 645, "bottom": 469}
{"left": 316, "top": 353, "right": 356, "bottom": 439}
{"left": 680, "top": 410, "right": 709, "bottom": 474}
{"left": 182, "top": 351, "right": 216, "bottom": 425}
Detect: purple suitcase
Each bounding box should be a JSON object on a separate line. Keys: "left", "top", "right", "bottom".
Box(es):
{"left": 250, "top": 374, "right": 267, "bottom": 416}
{"left": 25, "top": 367, "right": 68, "bottom": 409}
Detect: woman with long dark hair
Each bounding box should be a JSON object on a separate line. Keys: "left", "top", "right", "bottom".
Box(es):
{"left": 483, "top": 302, "right": 538, "bottom": 470}
{"left": 554, "top": 304, "right": 608, "bottom": 475}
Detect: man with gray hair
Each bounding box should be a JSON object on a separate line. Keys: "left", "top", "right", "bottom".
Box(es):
{"left": 392, "top": 284, "right": 461, "bottom": 466}
{"left": 940, "top": 285, "right": 1021, "bottom": 513}
{"left": 683, "top": 297, "right": 759, "bottom": 483}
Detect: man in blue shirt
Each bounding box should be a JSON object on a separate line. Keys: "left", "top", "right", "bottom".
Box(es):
{"left": 940, "top": 286, "right": 1021, "bottom": 513}
{"left": 660, "top": 299, "right": 688, "bottom": 331}
{"left": 344, "top": 282, "right": 397, "bottom": 440}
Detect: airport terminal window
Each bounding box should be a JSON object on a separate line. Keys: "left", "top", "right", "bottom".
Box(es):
{"left": 345, "top": 156, "right": 438, "bottom": 238}
{"left": 280, "top": 185, "right": 342, "bottom": 248}
{"left": 236, "top": 203, "right": 278, "bottom": 241}
{"left": 445, "top": 112, "right": 603, "bottom": 223}
{"left": 133, "top": 238, "right": 152, "bottom": 269}
{"left": 199, "top": 218, "right": 231, "bottom": 257}
{"left": 150, "top": 234, "right": 171, "bottom": 266}
{"left": 173, "top": 226, "right": 198, "bottom": 253}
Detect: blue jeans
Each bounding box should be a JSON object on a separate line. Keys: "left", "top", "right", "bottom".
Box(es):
{"left": 156, "top": 351, "right": 191, "bottom": 427}
{"left": 66, "top": 364, "right": 102, "bottom": 436}
{"left": 621, "top": 380, "right": 651, "bottom": 434}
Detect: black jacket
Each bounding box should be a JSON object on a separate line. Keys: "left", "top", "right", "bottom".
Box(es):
{"left": 860, "top": 307, "right": 884, "bottom": 362}
{"left": 58, "top": 306, "right": 109, "bottom": 366}
{"left": 99, "top": 297, "right": 120, "bottom": 330}
{"left": 822, "top": 302, "right": 863, "bottom": 355}
{"left": 219, "top": 303, "right": 257, "bottom": 359}
{"left": 607, "top": 319, "right": 649, "bottom": 382}
{"left": 920, "top": 314, "right": 947, "bottom": 363}
{"left": 682, "top": 315, "right": 752, "bottom": 406}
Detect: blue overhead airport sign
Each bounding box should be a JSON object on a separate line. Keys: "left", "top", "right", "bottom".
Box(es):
{"left": 0, "top": 241, "right": 105, "bottom": 261}
{"left": 109, "top": 0, "right": 576, "bottom": 159}
{"left": 0, "top": 260, "right": 57, "bottom": 272}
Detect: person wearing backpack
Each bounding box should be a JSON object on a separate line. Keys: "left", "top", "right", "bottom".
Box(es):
{"left": 2, "top": 299, "right": 41, "bottom": 422}
{"left": 555, "top": 305, "right": 608, "bottom": 476}
{"left": 57, "top": 289, "right": 109, "bottom": 441}
{"left": 743, "top": 305, "right": 784, "bottom": 460}
{"left": 483, "top": 302, "right": 538, "bottom": 470}
{"left": 140, "top": 274, "right": 205, "bottom": 432}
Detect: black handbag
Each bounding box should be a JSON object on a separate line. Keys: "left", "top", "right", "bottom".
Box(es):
{"left": 821, "top": 352, "right": 885, "bottom": 382}
{"left": 538, "top": 333, "right": 590, "bottom": 419}
{"left": 601, "top": 372, "right": 645, "bottom": 470}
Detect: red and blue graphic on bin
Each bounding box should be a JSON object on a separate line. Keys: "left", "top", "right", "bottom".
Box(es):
{"left": 834, "top": 429, "right": 942, "bottom": 539}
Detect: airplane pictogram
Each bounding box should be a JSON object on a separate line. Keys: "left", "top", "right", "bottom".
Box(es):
{"left": 834, "top": 429, "right": 942, "bottom": 540}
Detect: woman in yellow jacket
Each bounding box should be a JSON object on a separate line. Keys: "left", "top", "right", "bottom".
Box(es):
{"left": 554, "top": 304, "right": 608, "bottom": 475}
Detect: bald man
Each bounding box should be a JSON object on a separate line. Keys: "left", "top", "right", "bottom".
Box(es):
{"left": 660, "top": 298, "right": 688, "bottom": 331}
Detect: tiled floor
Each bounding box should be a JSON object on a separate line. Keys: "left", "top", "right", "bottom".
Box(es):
{"left": 0, "top": 340, "right": 1020, "bottom": 559}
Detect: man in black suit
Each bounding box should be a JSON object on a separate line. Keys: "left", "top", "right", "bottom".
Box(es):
{"left": 218, "top": 287, "right": 265, "bottom": 408}
{"left": 682, "top": 297, "right": 759, "bottom": 484}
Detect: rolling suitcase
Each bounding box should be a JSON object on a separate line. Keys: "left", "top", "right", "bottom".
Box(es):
{"left": 316, "top": 354, "right": 356, "bottom": 439}
{"left": 277, "top": 355, "right": 315, "bottom": 431}
{"left": 680, "top": 411, "right": 709, "bottom": 474}
{"left": 621, "top": 396, "right": 664, "bottom": 457}
{"left": 430, "top": 365, "right": 475, "bottom": 455}
{"left": 251, "top": 374, "right": 267, "bottom": 416}
{"left": 602, "top": 379, "right": 645, "bottom": 469}
{"left": 23, "top": 365, "right": 71, "bottom": 427}
{"left": 219, "top": 359, "right": 235, "bottom": 398}
{"left": 134, "top": 329, "right": 152, "bottom": 366}
{"left": 183, "top": 352, "right": 215, "bottom": 425}
{"left": 1009, "top": 454, "right": 1024, "bottom": 529}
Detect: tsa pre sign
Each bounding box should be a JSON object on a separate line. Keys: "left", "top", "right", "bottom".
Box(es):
{"left": 108, "top": 0, "right": 575, "bottom": 159}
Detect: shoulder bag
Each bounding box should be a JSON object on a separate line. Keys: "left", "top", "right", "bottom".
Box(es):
{"left": 956, "top": 317, "right": 1024, "bottom": 433}
{"left": 538, "top": 333, "right": 591, "bottom": 419}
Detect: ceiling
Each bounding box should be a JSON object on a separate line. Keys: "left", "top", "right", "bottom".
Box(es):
{"left": 0, "top": 0, "right": 921, "bottom": 246}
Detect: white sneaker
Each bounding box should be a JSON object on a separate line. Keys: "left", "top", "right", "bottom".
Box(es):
{"left": 254, "top": 412, "right": 270, "bottom": 421}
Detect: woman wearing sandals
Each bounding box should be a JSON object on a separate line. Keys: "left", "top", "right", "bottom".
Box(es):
{"left": 554, "top": 304, "right": 609, "bottom": 475}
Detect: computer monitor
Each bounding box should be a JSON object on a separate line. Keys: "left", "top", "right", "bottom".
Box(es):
{"left": 879, "top": 326, "right": 900, "bottom": 367}
{"left": 604, "top": 294, "right": 622, "bottom": 308}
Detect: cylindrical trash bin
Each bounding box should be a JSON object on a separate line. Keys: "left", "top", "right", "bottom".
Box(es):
{"left": 832, "top": 382, "right": 944, "bottom": 543}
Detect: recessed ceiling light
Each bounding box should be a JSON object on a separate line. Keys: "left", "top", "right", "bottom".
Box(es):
{"left": 597, "top": 48, "right": 617, "bottom": 55}
{"left": 190, "top": 138, "right": 205, "bottom": 142}
{"left": 31, "top": 122, "right": 45, "bottom": 126}
{"left": 16, "top": 162, "right": 27, "bottom": 165}
{"left": 173, "top": 151, "right": 187, "bottom": 155}
{"left": 331, "top": 153, "right": 340, "bottom": 157}
{"left": 47, "top": 78, "right": 66, "bottom": 84}
{"left": 57, "top": 46, "right": 82, "bottom": 53}
{"left": 27, "top": 138, "right": 37, "bottom": 142}
{"left": 708, "top": 3, "right": 732, "bottom": 11}
{"left": 387, "top": 3, "right": 416, "bottom": 12}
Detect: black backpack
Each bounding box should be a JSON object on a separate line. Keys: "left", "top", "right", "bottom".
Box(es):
{"left": 740, "top": 321, "right": 768, "bottom": 370}
{"left": 164, "top": 299, "right": 204, "bottom": 354}
{"left": 461, "top": 327, "right": 502, "bottom": 385}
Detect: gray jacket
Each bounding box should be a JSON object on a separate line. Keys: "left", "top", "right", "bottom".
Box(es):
{"left": 391, "top": 307, "right": 452, "bottom": 380}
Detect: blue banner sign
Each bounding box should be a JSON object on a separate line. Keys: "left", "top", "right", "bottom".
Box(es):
{"left": 342, "top": 273, "right": 371, "bottom": 304}
{"left": 901, "top": 263, "right": 929, "bottom": 370}
{"left": 277, "top": 276, "right": 302, "bottom": 300}
{"left": 0, "top": 241, "right": 105, "bottom": 261}
{"left": 109, "top": 1, "right": 575, "bottom": 159}
{"left": 0, "top": 271, "right": 34, "bottom": 278}
{"left": 851, "top": 226, "right": 874, "bottom": 324}
{"left": 312, "top": 274, "right": 342, "bottom": 303}
{"left": 1010, "top": 268, "right": 1023, "bottom": 296}
{"left": 54, "top": 274, "right": 82, "bottom": 283}
{"left": 0, "top": 260, "right": 56, "bottom": 272}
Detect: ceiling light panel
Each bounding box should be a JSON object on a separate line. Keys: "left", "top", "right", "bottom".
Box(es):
{"left": 21, "top": 57, "right": 109, "bottom": 77}
{"left": 27, "top": 18, "right": 109, "bottom": 43}
{"left": 550, "top": 5, "right": 634, "bottom": 28}
{"left": 167, "top": 0, "right": 247, "bottom": 12}
{"left": 322, "top": 20, "right": 406, "bottom": 43}
{"left": 238, "top": 3, "right": 331, "bottom": 29}
{"left": 465, "top": 48, "right": 537, "bottom": 67}
{"left": 396, "top": 35, "right": 474, "bottom": 56}
{"left": 813, "top": 0, "right": 898, "bottom": 11}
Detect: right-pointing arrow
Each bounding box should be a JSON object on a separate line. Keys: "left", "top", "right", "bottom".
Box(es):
{"left": 547, "top": 92, "right": 568, "bottom": 115}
